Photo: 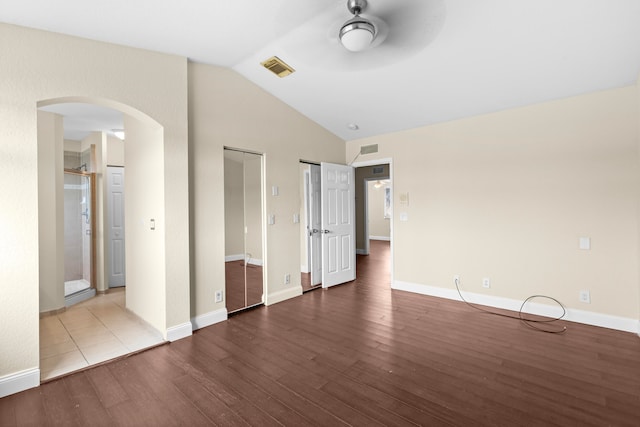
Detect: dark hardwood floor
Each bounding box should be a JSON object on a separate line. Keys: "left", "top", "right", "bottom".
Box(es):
{"left": 225, "top": 261, "right": 263, "bottom": 313}
{"left": 3, "top": 240, "right": 640, "bottom": 426}
{"left": 301, "top": 272, "right": 321, "bottom": 293}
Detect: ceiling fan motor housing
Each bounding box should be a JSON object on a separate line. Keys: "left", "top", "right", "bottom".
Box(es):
{"left": 347, "top": 0, "right": 368, "bottom": 15}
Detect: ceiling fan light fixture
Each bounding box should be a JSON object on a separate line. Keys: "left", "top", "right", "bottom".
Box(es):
{"left": 339, "top": 17, "right": 376, "bottom": 52}
{"left": 339, "top": 0, "right": 376, "bottom": 52}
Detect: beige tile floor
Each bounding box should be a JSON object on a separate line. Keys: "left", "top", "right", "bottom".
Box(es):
{"left": 39, "top": 288, "right": 165, "bottom": 380}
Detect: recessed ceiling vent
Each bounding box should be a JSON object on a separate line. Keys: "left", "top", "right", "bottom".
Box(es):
{"left": 360, "top": 144, "right": 378, "bottom": 155}
{"left": 261, "top": 56, "right": 295, "bottom": 78}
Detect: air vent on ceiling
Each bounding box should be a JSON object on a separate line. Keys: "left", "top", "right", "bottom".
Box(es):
{"left": 261, "top": 56, "right": 295, "bottom": 78}
{"left": 360, "top": 144, "right": 379, "bottom": 155}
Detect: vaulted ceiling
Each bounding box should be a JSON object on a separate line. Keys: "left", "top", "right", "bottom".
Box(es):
{"left": 4, "top": 0, "right": 640, "bottom": 141}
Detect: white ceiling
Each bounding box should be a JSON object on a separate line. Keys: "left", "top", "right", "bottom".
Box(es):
{"left": 5, "top": 0, "right": 640, "bottom": 141}
{"left": 39, "top": 103, "right": 123, "bottom": 141}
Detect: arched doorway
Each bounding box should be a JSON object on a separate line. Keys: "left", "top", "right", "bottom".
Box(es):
{"left": 37, "top": 97, "right": 167, "bottom": 379}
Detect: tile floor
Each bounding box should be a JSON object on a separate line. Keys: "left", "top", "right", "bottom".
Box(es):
{"left": 39, "top": 288, "right": 165, "bottom": 380}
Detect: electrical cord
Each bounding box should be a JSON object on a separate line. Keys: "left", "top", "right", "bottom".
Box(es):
{"left": 454, "top": 277, "right": 567, "bottom": 334}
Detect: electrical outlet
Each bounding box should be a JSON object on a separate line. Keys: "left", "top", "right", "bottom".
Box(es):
{"left": 284, "top": 273, "right": 291, "bottom": 285}
{"left": 215, "top": 290, "right": 223, "bottom": 303}
{"left": 482, "top": 277, "right": 491, "bottom": 288}
{"left": 453, "top": 275, "right": 460, "bottom": 286}
{"left": 579, "top": 290, "right": 591, "bottom": 303}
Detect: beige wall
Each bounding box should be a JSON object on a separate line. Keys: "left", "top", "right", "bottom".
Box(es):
{"left": 37, "top": 111, "right": 65, "bottom": 313}
{"left": 347, "top": 85, "right": 640, "bottom": 322}
{"left": 107, "top": 135, "right": 125, "bottom": 167}
{"left": 123, "top": 115, "right": 167, "bottom": 334}
{"left": 368, "top": 181, "right": 390, "bottom": 239}
{"left": 189, "top": 62, "right": 344, "bottom": 319}
{"left": 0, "top": 22, "right": 189, "bottom": 386}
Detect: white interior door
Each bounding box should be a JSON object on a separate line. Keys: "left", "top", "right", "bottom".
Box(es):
{"left": 309, "top": 164, "right": 322, "bottom": 285}
{"left": 321, "top": 162, "right": 355, "bottom": 288}
{"left": 107, "top": 166, "right": 126, "bottom": 287}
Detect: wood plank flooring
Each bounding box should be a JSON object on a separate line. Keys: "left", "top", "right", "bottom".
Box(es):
{"left": 225, "top": 261, "right": 263, "bottom": 313}
{"left": 3, "top": 240, "right": 640, "bottom": 426}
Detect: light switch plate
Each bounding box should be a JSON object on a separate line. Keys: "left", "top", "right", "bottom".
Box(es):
{"left": 579, "top": 237, "right": 590, "bottom": 250}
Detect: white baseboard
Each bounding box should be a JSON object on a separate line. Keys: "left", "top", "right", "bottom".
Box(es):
{"left": 191, "top": 308, "right": 228, "bottom": 331}
{"left": 265, "top": 286, "right": 302, "bottom": 306}
{"left": 247, "top": 258, "right": 263, "bottom": 267}
{"left": 356, "top": 249, "right": 367, "bottom": 255}
{"left": 392, "top": 280, "right": 640, "bottom": 334}
{"left": 166, "top": 322, "right": 193, "bottom": 342}
{"left": 0, "top": 368, "right": 40, "bottom": 398}
{"left": 301, "top": 265, "right": 309, "bottom": 274}
{"left": 370, "top": 236, "right": 391, "bottom": 241}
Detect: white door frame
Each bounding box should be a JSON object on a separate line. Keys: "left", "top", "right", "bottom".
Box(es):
{"left": 352, "top": 158, "right": 394, "bottom": 286}
{"left": 362, "top": 176, "right": 390, "bottom": 255}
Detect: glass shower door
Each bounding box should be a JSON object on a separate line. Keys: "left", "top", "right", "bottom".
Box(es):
{"left": 63, "top": 170, "right": 96, "bottom": 298}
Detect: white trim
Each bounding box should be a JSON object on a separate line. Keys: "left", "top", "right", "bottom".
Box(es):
{"left": 356, "top": 248, "right": 367, "bottom": 255}
{"left": 393, "top": 280, "right": 640, "bottom": 334}
{"left": 370, "top": 235, "right": 390, "bottom": 241}
{"left": 265, "top": 286, "right": 302, "bottom": 306}
{"left": 0, "top": 368, "right": 40, "bottom": 398}
{"left": 166, "top": 322, "right": 193, "bottom": 342}
{"left": 247, "top": 258, "right": 263, "bottom": 267}
{"left": 191, "top": 308, "right": 227, "bottom": 330}
{"left": 301, "top": 264, "right": 309, "bottom": 274}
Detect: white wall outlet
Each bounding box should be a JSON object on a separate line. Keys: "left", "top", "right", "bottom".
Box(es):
{"left": 284, "top": 273, "right": 291, "bottom": 285}
{"left": 272, "top": 185, "right": 279, "bottom": 196}
{"left": 215, "top": 290, "right": 223, "bottom": 303}
{"left": 293, "top": 213, "right": 300, "bottom": 224}
{"left": 482, "top": 277, "right": 491, "bottom": 288}
{"left": 268, "top": 214, "right": 275, "bottom": 225}
{"left": 579, "top": 290, "right": 591, "bottom": 303}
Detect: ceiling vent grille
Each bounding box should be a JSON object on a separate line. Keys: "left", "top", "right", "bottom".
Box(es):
{"left": 261, "top": 56, "right": 295, "bottom": 78}
{"left": 360, "top": 144, "right": 379, "bottom": 155}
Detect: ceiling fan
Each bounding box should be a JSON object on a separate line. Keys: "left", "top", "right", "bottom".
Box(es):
{"left": 338, "top": 0, "right": 380, "bottom": 52}
{"left": 277, "top": 0, "right": 447, "bottom": 71}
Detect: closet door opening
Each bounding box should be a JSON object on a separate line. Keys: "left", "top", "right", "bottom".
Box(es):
{"left": 224, "top": 148, "right": 264, "bottom": 314}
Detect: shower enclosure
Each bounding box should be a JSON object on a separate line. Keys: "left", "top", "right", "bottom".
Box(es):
{"left": 64, "top": 169, "right": 96, "bottom": 303}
